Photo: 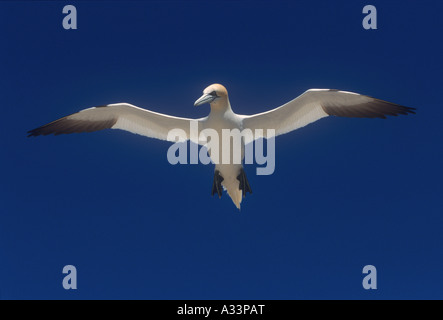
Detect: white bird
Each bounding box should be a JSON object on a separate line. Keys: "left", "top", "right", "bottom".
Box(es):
{"left": 28, "top": 84, "right": 415, "bottom": 209}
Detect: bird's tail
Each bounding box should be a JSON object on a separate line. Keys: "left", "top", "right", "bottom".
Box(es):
{"left": 216, "top": 164, "right": 244, "bottom": 210}
{"left": 226, "top": 182, "right": 242, "bottom": 210}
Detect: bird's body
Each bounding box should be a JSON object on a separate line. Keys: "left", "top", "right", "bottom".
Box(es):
{"left": 28, "top": 84, "right": 415, "bottom": 210}
{"left": 201, "top": 106, "right": 245, "bottom": 208}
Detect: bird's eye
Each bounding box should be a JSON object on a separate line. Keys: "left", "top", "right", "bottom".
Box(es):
{"left": 209, "top": 91, "right": 217, "bottom": 97}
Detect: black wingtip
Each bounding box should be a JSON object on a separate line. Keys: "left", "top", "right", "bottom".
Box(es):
{"left": 27, "top": 129, "right": 38, "bottom": 137}
{"left": 27, "top": 126, "right": 48, "bottom": 137}
{"left": 405, "top": 106, "right": 417, "bottom": 114}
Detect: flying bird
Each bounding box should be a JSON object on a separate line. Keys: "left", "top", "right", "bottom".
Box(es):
{"left": 28, "top": 84, "right": 415, "bottom": 209}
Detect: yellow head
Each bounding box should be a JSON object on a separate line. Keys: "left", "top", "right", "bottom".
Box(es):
{"left": 194, "top": 84, "right": 229, "bottom": 108}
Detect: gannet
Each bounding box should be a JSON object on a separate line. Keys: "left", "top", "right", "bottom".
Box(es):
{"left": 28, "top": 84, "right": 415, "bottom": 209}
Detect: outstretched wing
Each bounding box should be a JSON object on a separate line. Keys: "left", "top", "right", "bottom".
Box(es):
{"left": 242, "top": 89, "right": 415, "bottom": 139}
{"left": 28, "top": 103, "right": 199, "bottom": 142}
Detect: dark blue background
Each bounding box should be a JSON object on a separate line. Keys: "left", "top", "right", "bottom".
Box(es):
{"left": 1, "top": 0, "right": 442, "bottom": 299}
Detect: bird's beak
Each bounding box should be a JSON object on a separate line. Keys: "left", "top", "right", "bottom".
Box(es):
{"left": 194, "top": 94, "right": 215, "bottom": 106}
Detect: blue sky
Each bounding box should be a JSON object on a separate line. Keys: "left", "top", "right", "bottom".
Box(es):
{"left": 1, "top": 0, "right": 442, "bottom": 299}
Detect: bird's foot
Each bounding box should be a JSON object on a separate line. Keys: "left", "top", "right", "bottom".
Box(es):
{"left": 237, "top": 168, "right": 252, "bottom": 198}
{"left": 212, "top": 170, "right": 224, "bottom": 199}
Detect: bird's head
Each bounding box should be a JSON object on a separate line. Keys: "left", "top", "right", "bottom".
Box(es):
{"left": 194, "top": 84, "right": 229, "bottom": 108}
